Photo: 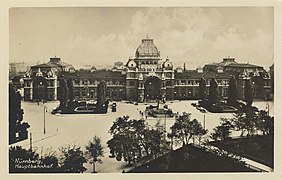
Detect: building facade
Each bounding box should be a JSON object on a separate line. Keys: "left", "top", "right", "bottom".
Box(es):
{"left": 204, "top": 57, "right": 271, "bottom": 100}
{"left": 23, "top": 37, "right": 272, "bottom": 102}
{"left": 23, "top": 57, "right": 72, "bottom": 101}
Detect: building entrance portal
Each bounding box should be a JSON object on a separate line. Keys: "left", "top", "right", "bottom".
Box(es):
{"left": 144, "top": 77, "right": 161, "bottom": 101}
{"left": 33, "top": 77, "right": 48, "bottom": 101}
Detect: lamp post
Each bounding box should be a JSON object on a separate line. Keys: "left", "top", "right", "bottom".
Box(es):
{"left": 164, "top": 112, "right": 167, "bottom": 140}
{"left": 266, "top": 103, "right": 269, "bottom": 116}
{"left": 43, "top": 106, "right": 47, "bottom": 134}
{"left": 203, "top": 114, "right": 206, "bottom": 130}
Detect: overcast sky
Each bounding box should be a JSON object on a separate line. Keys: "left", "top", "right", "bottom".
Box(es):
{"left": 9, "top": 7, "right": 273, "bottom": 70}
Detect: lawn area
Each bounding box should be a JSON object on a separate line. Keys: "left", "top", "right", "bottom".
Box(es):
{"left": 128, "top": 144, "right": 255, "bottom": 173}
{"left": 209, "top": 135, "right": 274, "bottom": 168}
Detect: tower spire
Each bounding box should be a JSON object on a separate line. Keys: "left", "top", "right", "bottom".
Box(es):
{"left": 146, "top": 33, "right": 149, "bottom": 39}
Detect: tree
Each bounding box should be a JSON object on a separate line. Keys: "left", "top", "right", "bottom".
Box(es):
{"left": 60, "top": 144, "right": 87, "bottom": 173}
{"left": 58, "top": 78, "right": 69, "bottom": 107}
{"left": 9, "top": 146, "right": 60, "bottom": 173}
{"left": 143, "top": 126, "right": 170, "bottom": 159}
{"left": 107, "top": 116, "right": 170, "bottom": 165}
{"left": 211, "top": 118, "right": 234, "bottom": 141}
{"left": 255, "top": 75, "right": 265, "bottom": 99}
{"left": 67, "top": 78, "right": 74, "bottom": 102}
{"left": 256, "top": 110, "right": 274, "bottom": 135}
{"left": 85, "top": 136, "right": 104, "bottom": 173}
{"left": 208, "top": 78, "right": 219, "bottom": 105}
{"left": 199, "top": 78, "right": 207, "bottom": 101}
{"left": 108, "top": 116, "right": 145, "bottom": 164}
{"left": 227, "top": 76, "right": 238, "bottom": 107}
{"left": 169, "top": 113, "right": 206, "bottom": 146}
{"left": 41, "top": 148, "right": 61, "bottom": 172}
{"left": 9, "top": 146, "right": 39, "bottom": 173}
{"left": 9, "top": 84, "right": 30, "bottom": 144}
{"left": 189, "top": 119, "right": 208, "bottom": 145}
{"left": 96, "top": 80, "right": 107, "bottom": 112}
{"left": 232, "top": 105, "right": 258, "bottom": 136}
{"left": 244, "top": 79, "right": 253, "bottom": 106}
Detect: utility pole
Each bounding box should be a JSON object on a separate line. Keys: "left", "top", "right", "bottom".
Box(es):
{"left": 29, "top": 132, "right": 32, "bottom": 150}
{"left": 164, "top": 113, "right": 167, "bottom": 140}
{"left": 203, "top": 114, "right": 206, "bottom": 130}
{"left": 43, "top": 106, "right": 46, "bottom": 134}
{"left": 266, "top": 103, "right": 269, "bottom": 116}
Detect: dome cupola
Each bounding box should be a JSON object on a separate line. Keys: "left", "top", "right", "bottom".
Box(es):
{"left": 135, "top": 35, "right": 160, "bottom": 58}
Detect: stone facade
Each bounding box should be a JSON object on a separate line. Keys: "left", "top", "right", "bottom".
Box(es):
{"left": 23, "top": 37, "right": 272, "bottom": 102}
{"left": 23, "top": 57, "right": 71, "bottom": 101}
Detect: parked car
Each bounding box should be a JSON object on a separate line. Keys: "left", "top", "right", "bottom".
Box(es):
{"left": 74, "top": 106, "right": 95, "bottom": 113}
{"left": 51, "top": 108, "right": 62, "bottom": 114}
{"left": 191, "top": 103, "right": 197, "bottom": 107}
{"left": 112, "top": 103, "right": 117, "bottom": 112}
{"left": 199, "top": 109, "right": 206, "bottom": 113}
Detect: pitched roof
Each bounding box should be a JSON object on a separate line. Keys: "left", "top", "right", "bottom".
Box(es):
{"left": 128, "top": 144, "right": 255, "bottom": 173}
{"left": 62, "top": 70, "right": 125, "bottom": 79}
{"left": 226, "top": 63, "right": 262, "bottom": 68}
{"left": 175, "top": 70, "right": 232, "bottom": 79}
{"left": 31, "top": 63, "right": 53, "bottom": 68}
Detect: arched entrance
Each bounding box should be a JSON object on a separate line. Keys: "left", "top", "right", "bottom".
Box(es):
{"left": 33, "top": 77, "right": 48, "bottom": 101}
{"left": 144, "top": 76, "right": 161, "bottom": 101}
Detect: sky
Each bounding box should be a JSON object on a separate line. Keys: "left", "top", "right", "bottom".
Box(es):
{"left": 9, "top": 7, "right": 274, "bottom": 70}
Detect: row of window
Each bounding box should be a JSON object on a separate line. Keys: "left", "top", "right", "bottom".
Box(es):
{"left": 174, "top": 87, "right": 228, "bottom": 97}
{"left": 25, "top": 81, "right": 56, "bottom": 87}
{"left": 140, "top": 60, "right": 158, "bottom": 65}
{"left": 73, "top": 79, "right": 125, "bottom": 86}
{"left": 74, "top": 88, "right": 125, "bottom": 98}
{"left": 176, "top": 79, "right": 229, "bottom": 86}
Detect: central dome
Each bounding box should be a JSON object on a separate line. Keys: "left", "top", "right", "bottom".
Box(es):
{"left": 135, "top": 37, "right": 160, "bottom": 58}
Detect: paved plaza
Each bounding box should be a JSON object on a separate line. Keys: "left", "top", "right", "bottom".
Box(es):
{"left": 12, "top": 100, "right": 274, "bottom": 173}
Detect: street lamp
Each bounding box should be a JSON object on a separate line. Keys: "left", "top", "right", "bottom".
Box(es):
{"left": 164, "top": 113, "right": 167, "bottom": 140}
{"left": 43, "top": 106, "right": 47, "bottom": 134}
{"left": 266, "top": 103, "right": 269, "bottom": 116}
{"left": 203, "top": 114, "right": 206, "bottom": 130}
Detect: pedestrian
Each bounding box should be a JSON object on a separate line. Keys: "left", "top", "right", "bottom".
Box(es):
{"left": 146, "top": 116, "right": 147, "bottom": 119}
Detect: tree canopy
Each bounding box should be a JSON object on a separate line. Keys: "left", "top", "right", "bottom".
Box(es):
{"left": 58, "top": 78, "right": 69, "bottom": 107}
{"left": 60, "top": 144, "right": 87, "bottom": 173}
{"left": 227, "top": 76, "right": 238, "bottom": 107}
{"left": 211, "top": 118, "right": 234, "bottom": 141}
{"left": 244, "top": 79, "right": 253, "bottom": 106}
{"left": 208, "top": 78, "right": 219, "bottom": 105}
{"left": 199, "top": 78, "right": 207, "bottom": 101}
{"left": 169, "top": 112, "right": 207, "bottom": 146}
{"left": 107, "top": 116, "right": 170, "bottom": 165}
{"left": 85, "top": 136, "right": 104, "bottom": 173}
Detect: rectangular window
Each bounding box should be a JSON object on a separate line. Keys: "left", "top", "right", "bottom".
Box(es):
{"left": 129, "top": 81, "right": 135, "bottom": 86}
{"left": 112, "top": 90, "right": 118, "bottom": 97}
{"left": 74, "top": 79, "right": 80, "bottom": 85}
{"left": 166, "top": 81, "right": 172, "bottom": 86}
{"left": 83, "top": 80, "right": 89, "bottom": 85}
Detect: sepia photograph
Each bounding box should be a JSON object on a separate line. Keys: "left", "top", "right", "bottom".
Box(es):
{"left": 7, "top": 6, "right": 276, "bottom": 174}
